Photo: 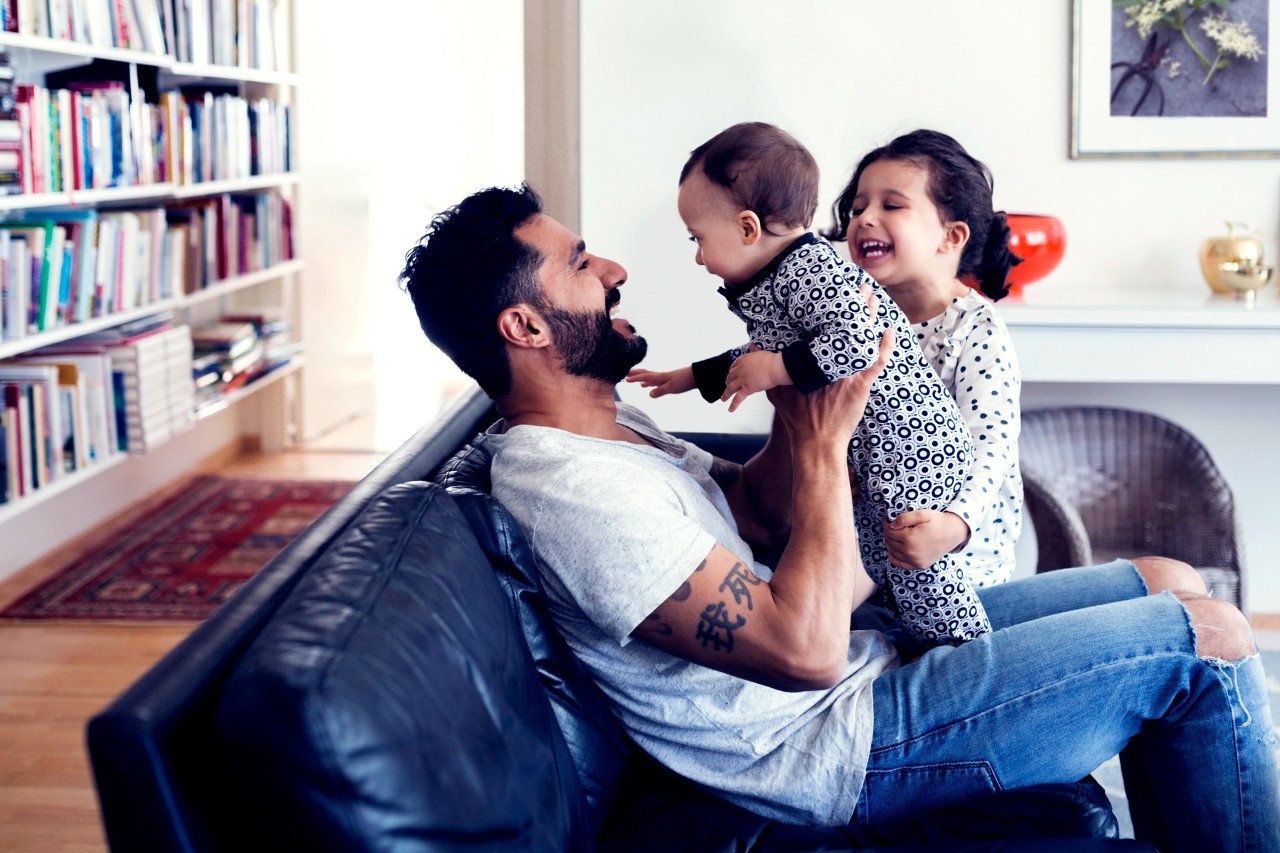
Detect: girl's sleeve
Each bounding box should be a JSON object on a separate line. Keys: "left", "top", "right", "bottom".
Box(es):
{"left": 944, "top": 310, "right": 1022, "bottom": 529}
{"left": 692, "top": 344, "right": 750, "bottom": 402}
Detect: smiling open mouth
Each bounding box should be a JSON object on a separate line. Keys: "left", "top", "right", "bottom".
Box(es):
{"left": 859, "top": 240, "right": 891, "bottom": 260}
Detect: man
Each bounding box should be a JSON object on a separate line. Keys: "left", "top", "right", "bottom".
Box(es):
{"left": 400, "top": 184, "right": 1278, "bottom": 852}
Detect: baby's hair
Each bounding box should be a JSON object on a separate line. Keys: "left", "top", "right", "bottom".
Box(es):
{"left": 824, "top": 129, "right": 1021, "bottom": 301}
{"left": 681, "top": 122, "right": 819, "bottom": 234}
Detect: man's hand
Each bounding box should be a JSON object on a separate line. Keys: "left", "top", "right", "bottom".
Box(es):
{"left": 723, "top": 350, "right": 790, "bottom": 413}
{"left": 883, "top": 510, "right": 972, "bottom": 570}
{"left": 627, "top": 365, "right": 696, "bottom": 398}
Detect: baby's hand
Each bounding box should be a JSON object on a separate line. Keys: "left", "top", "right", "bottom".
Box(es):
{"left": 882, "top": 510, "right": 971, "bottom": 570}
{"left": 626, "top": 366, "right": 696, "bottom": 398}
{"left": 723, "top": 350, "right": 790, "bottom": 413}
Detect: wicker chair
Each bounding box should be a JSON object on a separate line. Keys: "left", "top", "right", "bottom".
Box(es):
{"left": 1020, "top": 406, "right": 1247, "bottom": 614}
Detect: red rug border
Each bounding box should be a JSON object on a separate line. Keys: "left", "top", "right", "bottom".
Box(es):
{"left": 1, "top": 475, "right": 356, "bottom": 623}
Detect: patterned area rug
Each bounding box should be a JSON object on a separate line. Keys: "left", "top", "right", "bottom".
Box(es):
{"left": 1, "top": 476, "right": 354, "bottom": 622}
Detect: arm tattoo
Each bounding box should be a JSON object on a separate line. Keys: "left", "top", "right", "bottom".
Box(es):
{"left": 695, "top": 561, "right": 758, "bottom": 652}
{"left": 719, "top": 562, "right": 761, "bottom": 610}
{"left": 708, "top": 458, "right": 743, "bottom": 491}
{"left": 637, "top": 612, "right": 674, "bottom": 638}
{"left": 697, "top": 602, "right": 746, "bottom": 651}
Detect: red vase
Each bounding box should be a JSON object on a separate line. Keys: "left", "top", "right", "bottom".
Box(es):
{"left": 1005, "top": 213, "right": 1066, "bottom": 295}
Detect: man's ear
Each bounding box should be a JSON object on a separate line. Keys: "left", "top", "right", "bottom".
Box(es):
{"left": 738, "top": 210, "right": 763, "bottom": 246}
{"left": 939, "top": 221, "right": 971, "bottom": 255}
{"left": 497, "top": 305, "right": 551, "bottom": 349}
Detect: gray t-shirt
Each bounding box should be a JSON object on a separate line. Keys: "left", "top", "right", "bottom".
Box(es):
{"left": 487, "top": 403, "right": 898, "bottom": 825}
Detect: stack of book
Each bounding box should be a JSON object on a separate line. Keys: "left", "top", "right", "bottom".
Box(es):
{"left": 191, "top": 318, "right": 264, "bottom": 410}
{"left": 0, "top": 51, "right": 19, "bottom": 196}
{"left": 107, "top": 323, "right": 195, "bottom": 454}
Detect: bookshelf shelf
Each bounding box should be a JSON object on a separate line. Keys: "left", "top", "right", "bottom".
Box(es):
{"left": 0, "top": 32, "right": 169, "bottom": 77}
{"left": 0, "top": 300, "right": 185, "bottom": 360}
{"left": 0, "top": 184, "right": 176, "bottom": 211}
{"left": 170, "top": 173, "right": 299, "bottom": 198}
{"left": 165, "top": 63, "right": 300, "bottom": 87}
{"left": 195, "top": 356, "right": 302, "bottom": 421}
{"left": 183, "top": 260, "right": 305, "bottom": 306}
{"left": 0, "top": 450, "right": 128, "bottom": 526}
{"left": 0, "top": 2, "right": 302, "bottom": 556}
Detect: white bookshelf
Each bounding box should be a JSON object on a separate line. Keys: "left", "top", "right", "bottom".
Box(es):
{"left": 0, "top": 1, "right": 302, "bottom": 575}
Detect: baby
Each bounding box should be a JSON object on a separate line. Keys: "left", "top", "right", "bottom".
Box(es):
{"left": 628, "top": 121, "right": 988, "bottom": 647}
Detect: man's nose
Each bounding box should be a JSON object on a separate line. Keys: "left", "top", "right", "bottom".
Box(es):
{"left": 601, "top": 258, "right": 628, "bottom": 289}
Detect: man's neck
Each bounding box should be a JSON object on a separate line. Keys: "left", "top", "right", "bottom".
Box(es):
{"left": 497, "top": 375, "right": 642, "bottom": 443}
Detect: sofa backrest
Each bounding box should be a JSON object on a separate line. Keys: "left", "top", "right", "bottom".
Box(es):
{"left": 434, "top": 437, "right": 638, "bottom": 832}
{"left": 86, "top": 389, "right": 499, "bottom": 852}
{"left": 215, "top": 481, "right": 593, "bottom": 851}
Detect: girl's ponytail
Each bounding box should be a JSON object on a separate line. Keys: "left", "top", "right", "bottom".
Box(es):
{"left": 973, "top": 211, "right": 1021, "bottom": 302}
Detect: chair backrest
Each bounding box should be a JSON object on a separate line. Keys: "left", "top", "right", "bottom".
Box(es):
{"left": 1020, "top": 406, "right": 1245, "bottom": 611}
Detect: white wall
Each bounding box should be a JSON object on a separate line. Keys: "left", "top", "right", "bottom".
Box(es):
{"left": 582, "top": 0, "right": 1280, "bottom": 428}
{"left": 298, "top": 3, "right": 524, "bottom": 447}
{"left": 580, "top": 1, "right": 1280, "bottom": 610}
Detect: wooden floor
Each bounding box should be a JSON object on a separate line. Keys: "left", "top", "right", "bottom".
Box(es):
{"left": 0, "top": 438, "right": 386, "bottom": 853}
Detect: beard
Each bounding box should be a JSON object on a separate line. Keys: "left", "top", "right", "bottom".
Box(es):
{"left": 540, "top": 304, "right": 647, "bottom": 385}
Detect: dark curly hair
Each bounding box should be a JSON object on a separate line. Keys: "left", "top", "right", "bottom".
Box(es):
{"left": 680, "top": 122, "right": 819, "bottom": 234}
{"left": 399, "top": 184, "right": 545, "bottom": 398}
{"left": 824, "top": 129, "right": 1020, "bottom": 301}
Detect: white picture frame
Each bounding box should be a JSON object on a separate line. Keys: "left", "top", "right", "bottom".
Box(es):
{"left": 1071, "top": 0, "right": 1279, "bottom": 158}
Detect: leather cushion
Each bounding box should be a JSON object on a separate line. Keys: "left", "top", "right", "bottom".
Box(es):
{"left": 215, "top": 481, "right": 591, "bottom": 851}
{"left": 436, "top": 436, "right": 637, "bottom": 831}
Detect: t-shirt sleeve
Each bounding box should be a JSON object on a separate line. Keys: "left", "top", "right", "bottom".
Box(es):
{"left": 525, "top": 460, "right": 718, "bottom": 643}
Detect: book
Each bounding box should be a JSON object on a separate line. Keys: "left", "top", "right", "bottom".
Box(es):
{"left": 0, "top": 363, "right": 62, "bottom": 485}
{"left": 0, "top": 221, "right": 55, "bottom": 332}
{"left": 1, "top": 382, "right": 24, "bottom": 498}
{"left": 2, "top": 382, "right": 27, "bottom": 497}
{"left": 191, "top": 319, "right": 255, "bottom": 356}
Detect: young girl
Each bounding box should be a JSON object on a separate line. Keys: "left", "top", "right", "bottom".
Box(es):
{"left": 826, "top": 129, "right": 1024, "bottom": 587}
{"left": 629, "top": 121, "right": 990, "bottom": 647}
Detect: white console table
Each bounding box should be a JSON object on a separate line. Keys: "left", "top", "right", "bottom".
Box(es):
{"left": 1000, "top": 286, "right": 1280, "bottom": 385}
{"left": 1000, "top": 285, "right": 1280, "bottom": 617}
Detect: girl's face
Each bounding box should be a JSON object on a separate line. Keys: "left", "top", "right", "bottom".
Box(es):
{"left": 845, "top": 159, "right": 956, "bottom": 288}
{"left": 677, "top": 170, "right": 761, "bottom": 287}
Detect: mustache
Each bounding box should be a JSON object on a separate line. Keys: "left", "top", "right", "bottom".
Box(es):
{"left": 605, "top": 288, "right": 620, "bottom": 311}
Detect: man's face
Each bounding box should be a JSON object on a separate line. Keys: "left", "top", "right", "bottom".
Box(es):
{"left": 539, "top": 292, "right": 647, "bottom": 384}
{"left": 514, "top": 214, "right": 648, "bottom": 383}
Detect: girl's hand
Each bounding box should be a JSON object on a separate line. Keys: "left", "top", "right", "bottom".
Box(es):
{"left": 882, "top": 510, "right": 971, "bottom": 570}
{"left": 626, "top": 365, "right": 696, "bottom": 398}
{"left": 723, "top": 351, "right": 791, "bottom": 413}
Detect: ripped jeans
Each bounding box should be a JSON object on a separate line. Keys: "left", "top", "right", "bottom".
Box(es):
{"left": 855, "top": 560, "right": 1279, "bottom": 853}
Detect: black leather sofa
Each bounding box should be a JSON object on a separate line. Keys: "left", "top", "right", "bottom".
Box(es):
{"left": 87, "top": 387, "right": 1154, "bottom": 852}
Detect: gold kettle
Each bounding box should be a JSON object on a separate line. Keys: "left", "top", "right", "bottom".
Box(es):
{"left": 1199, "top": 221, "right": 1268, "bottom": 295}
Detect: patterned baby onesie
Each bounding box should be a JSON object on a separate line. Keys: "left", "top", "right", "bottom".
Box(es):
{"left": 692, "top": 234, "right": 989, "bottom": 646}
{"left": 914, "top": 291, "right": 1023, "bottom": 587}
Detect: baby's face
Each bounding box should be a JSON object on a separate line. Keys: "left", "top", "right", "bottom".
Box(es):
{"left": 677, "top": 170, "right": 761, "bottom": 287}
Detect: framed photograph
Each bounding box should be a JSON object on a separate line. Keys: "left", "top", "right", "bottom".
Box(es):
{"left": 1071, "top": 0, "right": 1278, "bottom": 158}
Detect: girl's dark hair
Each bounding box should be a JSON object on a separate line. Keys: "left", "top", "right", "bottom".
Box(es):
{"left": 681, "top": 122, "right": 819, "bottom": 234}
{"left": 824, "top": 129, "right": 1021, "bottom": 301}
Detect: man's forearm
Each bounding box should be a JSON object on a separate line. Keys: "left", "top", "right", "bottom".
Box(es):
{"left": 739, "top": 413, "right": 794, "bottom": 544}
